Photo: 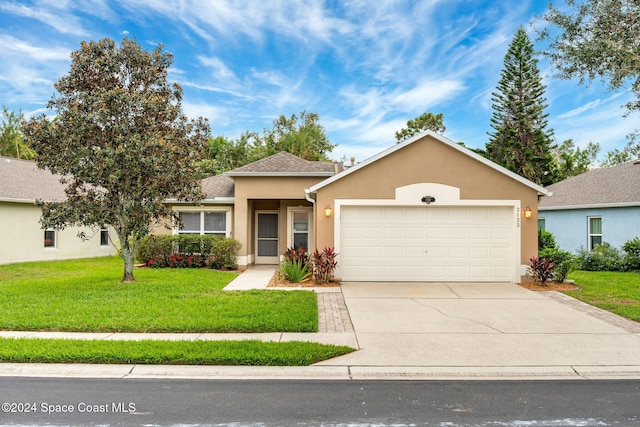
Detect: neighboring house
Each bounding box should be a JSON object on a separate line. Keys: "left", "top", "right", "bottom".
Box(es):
{"left": 0, "top": 156, "right": 116, "bottom": 264}
{"left": 539, "top": 160, "right": 640, "bottom": 253}
{"left": 163, "top": 130, "right": 546, "bottom": 283}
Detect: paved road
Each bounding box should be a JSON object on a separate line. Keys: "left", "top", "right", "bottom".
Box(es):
{"left": 1, "top": 377, "right": 640, "bottom": 426}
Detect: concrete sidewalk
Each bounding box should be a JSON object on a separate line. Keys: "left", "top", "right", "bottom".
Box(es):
{"left": 1, "top": 269, "right": 640, "bottom": 380}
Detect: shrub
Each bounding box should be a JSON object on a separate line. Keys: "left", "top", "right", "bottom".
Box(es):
{"left": 166, "top": 254, "right": 207, "bottom": 268}
{"left": 284, "top": 247, "right": 310, "bottom": 266}
{"left": 279, "top": 257, "right": 312, "bottom": 283}
{"left": 538, "top": 229, "right": 557, "bottom": 252}
{"left": 575, "top": 243, "right": 623, "bottom": 271}
{"left": 539, "top": 248, "right": 575, "bottom": 282}
{"left": 527, "top": 256, "right": 555, "bottom": 284}
{"left": 312, "top": 247, "right": 338, "bottom": 284}
{"left": 622, "top": 237, "right": 640, "bottom": 271}
{"left": 138, "top": 234, "right": 241, "bottom": 270}
{"left": 137, "top": 235, "right": 174, "bottom": 264}
{"left": 174, "top": 234, "right": 220, "bottom": 257}
{"left": 208, "top": 238, "right": 242, "bottom": 270}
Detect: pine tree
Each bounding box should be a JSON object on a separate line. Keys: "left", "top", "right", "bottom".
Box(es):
{"left": 486, "top": 26, "right": 556, "bottom": 186}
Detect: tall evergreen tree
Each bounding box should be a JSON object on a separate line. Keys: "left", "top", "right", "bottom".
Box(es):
{"left": 486, "top": 26, "right": 556, "bottom": 186}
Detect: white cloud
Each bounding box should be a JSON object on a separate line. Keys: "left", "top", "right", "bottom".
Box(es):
{"left": 392, "top": 80, "right": 465, "bottom": 111}
{"left": 0, "top": 35, "right": 70, "bottom": 61}
{"left": 0, "top": 2, "right": 89, "bottom": 36}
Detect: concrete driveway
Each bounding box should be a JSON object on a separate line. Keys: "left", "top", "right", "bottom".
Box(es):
{"left": 316, "top": 282, "right": 640, "bottom": 378}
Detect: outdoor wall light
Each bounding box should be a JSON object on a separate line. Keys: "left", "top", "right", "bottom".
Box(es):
{"left": 524, "top": 206, "right": 532, "bottom": 219}
{"left": 324, "top": 205, "right": 332, "bottom": 217}
{"left": 421, "top": 196, "right": 436, "bottom": 204}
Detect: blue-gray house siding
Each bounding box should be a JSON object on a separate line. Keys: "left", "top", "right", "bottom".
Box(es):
{"left": 539, "top": 206, "right": 640, "bottom": 253}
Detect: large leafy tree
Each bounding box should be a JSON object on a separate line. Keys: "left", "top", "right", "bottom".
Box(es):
{"left": 0, "top": 106, "right": 34, "bottom": 159}
{"left": 395, "top": 112, "right": 446, "bottom": 143}
{"left": 540, "top": 0, "right": 640, "bottom": 114}
{"left": 260, "top": 110, "right": 336, "bottom": 161}
{"left": 553, "top": 139, "right": 600, "bottom": 180}
{"left": 485, "top": 27, "right": 557, "bottom": 186}
{"left": 541, "top": 0, "right": 640, "bottom": 156}
{"left": 22, "top": 38, "right": 210, "bottom": 282}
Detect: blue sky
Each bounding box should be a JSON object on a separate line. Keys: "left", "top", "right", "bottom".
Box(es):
{"left": 0, "top": 0, "right": 636, "bottom": 163}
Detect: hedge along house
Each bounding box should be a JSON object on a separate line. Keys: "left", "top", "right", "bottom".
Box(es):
{"left": 167, "top": 130, "right": 546, "bottom": 283}
{"left": 0, "top": 156, "right": 117, "bottom": 264}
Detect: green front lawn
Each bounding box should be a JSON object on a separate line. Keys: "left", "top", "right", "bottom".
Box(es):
{"left": 566, "top": 270, "right": 640, "bottom": 322}
{"left": 0, "top": 338, "right": 353, "bottom": 366}
{"left": 0, "top": 257, "right": 317, "bottom": 333}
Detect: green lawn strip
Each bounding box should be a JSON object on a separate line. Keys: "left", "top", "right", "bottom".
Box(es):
{"left": 566, "top": 271, "right": 640, "bottom": 322}
{"left": 0, "top": 338, "right": 355, "bottom": 366}
{"left": 0, "top": 257, "right": 318, "bottom": 333}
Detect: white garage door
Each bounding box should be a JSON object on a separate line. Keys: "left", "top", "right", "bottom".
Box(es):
{"left": 340, "top": 206, "right": 513, "bottom": 282}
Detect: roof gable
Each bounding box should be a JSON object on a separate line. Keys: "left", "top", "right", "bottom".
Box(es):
{"left": 307, "top": 130, "right": 548, "bottom": 195}
{"left": 540, "top": 160, "right": 640, "bottom": 209}
{"left": 226, "top": 152, "right": 339, "bottom": 176}
{"left": 0, "top": 156, "right": 66, "bottom": 203}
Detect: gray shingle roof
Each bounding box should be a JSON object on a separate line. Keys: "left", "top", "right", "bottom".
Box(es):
{"left": 226, "top": 152, "right": 339, "bottom": 175}
{"left": 0, "top": 156, "right": 66, "bottom": 202}
{"left": 201, "top": 174, "right": 234, "bottom": 199}
{"left": 540, "top": 160, "right": 640, "bottom": 209}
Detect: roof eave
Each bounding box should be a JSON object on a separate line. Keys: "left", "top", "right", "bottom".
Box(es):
{"left": 226, "top": 172, "right": 335, "bottom": 177}
{"left": 164, "top": 197, "right": 235, "bottom": 204}
{"left": 0, "top": 197, "right": 37, "bottom": 204}
{"left": 540, "top": 202, "right": 640, "bottom": 211}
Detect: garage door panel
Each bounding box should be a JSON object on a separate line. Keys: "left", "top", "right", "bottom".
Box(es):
{"left": 340, "top": 206, "right": 513, "bottom": 282}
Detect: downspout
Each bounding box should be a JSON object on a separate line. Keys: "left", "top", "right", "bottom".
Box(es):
{"left": 304, "top": 188, "right": 315, "bottom": 204}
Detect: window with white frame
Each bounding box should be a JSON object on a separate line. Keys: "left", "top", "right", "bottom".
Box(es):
{"left": 44, "top": 229, "right": 56, "bottom": 248}
{"left": 588, "top": 216, "right": 602, "bottom": 250}
{"left": 177, "top": 210, "right": 230, "bottom": 236}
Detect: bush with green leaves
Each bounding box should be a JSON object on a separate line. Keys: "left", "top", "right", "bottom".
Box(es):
{"left": 208, "top": 238, "right": 242, "bottom": 270}
{"left": 538, "top": 229, "right": 558, "bottom": 252}
{"left": 279, "top": 257, "right": 312, "bottom": 283}
{"left": 575, "top": 243, "right": 624, "bottom": 271}
{"left": 136, "top": 235, "right": 174, "bottom": 264}
{"left": 539, "top": 247, "right": 575, "bottom": 282}
{"left": 137, "top": 234, "right": 241, "bottom": 270}
{"left": 622, "top": 237, "right": 640, "bottom": 271}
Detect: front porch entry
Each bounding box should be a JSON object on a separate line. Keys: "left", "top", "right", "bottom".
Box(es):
{"left": 254, "top": 205, "right": 313, "bottom": 265}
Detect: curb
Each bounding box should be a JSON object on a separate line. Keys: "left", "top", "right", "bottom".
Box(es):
{"left": 2, "top": 363, "right": 640, "bottom": 381}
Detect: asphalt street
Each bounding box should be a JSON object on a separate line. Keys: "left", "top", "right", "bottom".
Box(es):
{"left": 1, "top": 377, "right": 640, "bottom": 426}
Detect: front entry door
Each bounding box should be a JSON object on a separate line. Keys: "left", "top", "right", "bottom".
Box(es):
{"left": 256, "top": 212, "right": 279, "bottom": 264}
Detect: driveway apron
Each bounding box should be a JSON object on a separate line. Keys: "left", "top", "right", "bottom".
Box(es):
{"left": 316, "top": 282, "right": 640, "bottom": 369}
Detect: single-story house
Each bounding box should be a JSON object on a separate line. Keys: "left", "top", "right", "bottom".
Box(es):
{"left": 163, "top": 131, "right": 547, "bottom": 282}
{"left": 0, "top": 156, "right": 116, "bottom": 264}
{"left": 539, "top": 160, "right": 640, "bottom": 252}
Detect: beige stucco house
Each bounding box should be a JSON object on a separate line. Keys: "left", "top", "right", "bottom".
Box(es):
{"left": 166, "top": 131, "right": 547, "bottom": 282}
{"left": 0, "top": 156, "right": 116, "bottom": 264}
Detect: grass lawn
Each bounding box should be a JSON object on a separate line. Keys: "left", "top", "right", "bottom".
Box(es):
{"left": 0, "top": 257, "right": 318, "bottom": 333}
{"left": 0, "top": 338, "right": 353, "bottom": 366}
{"left": 566, "top": 270, "right": 640, "bottom": 322}
{"left": 0, "top": 257, "right": 357, "bottom": 365}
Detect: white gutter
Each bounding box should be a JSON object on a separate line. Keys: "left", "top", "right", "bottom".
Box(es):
{"left": 0, "top": 197, "right": 37, "bottom": 204}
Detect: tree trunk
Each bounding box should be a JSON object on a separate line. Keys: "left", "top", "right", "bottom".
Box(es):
{"left": 120, "top": 246, "right": 136, "bottom": 282}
